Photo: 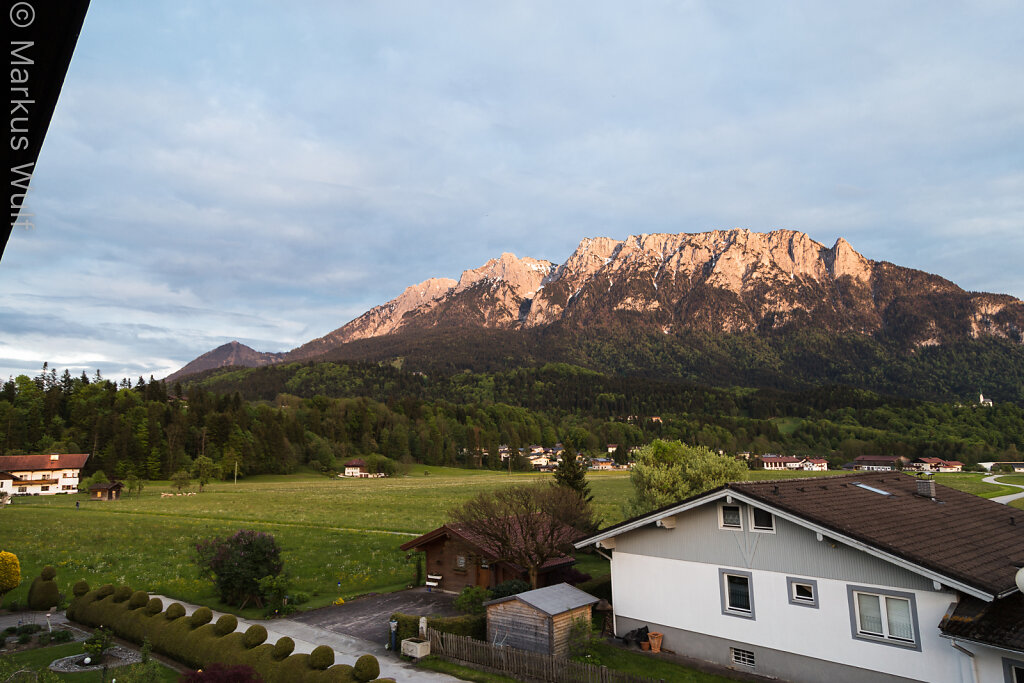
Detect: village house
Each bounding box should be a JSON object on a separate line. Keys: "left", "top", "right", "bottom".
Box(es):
{"left": 400, "top": 522, "right": 577, "bottom": 595}
{"left": 0, "top": 453, "right": 89, "bottom": 495}
{"left": 853, "top": 455, "right": 908, "bottom": 471}
{"left": 758, "top": 455, "right": 804, "bottom": 471}
{"left": 906, "top": 458, "right": 965, "bottom": 473}
{"left": 575, "top": 472, "right": 1023, "bottom": 683}
{"left": 801, "top": 458, "right": 829, "bottom": 471}
{"left": 589, "top": 457, "right": 614, "bottom": 471}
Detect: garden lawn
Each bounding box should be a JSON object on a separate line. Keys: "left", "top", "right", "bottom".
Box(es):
{"left": 932, "top": 473, "right": 1018, "bottom": 498}
{"left": 590, "top": 642, "right": 740, "bottom": 682}
{"left": 0, "top": 642, "right": 179, "bottom": 681}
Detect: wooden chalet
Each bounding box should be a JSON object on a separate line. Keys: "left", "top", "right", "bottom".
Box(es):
{"left": 88, "top": 481, "right": 123, "bottom": 501}
{"left": 400, "top": 522, "right": 577, "bottom": 594}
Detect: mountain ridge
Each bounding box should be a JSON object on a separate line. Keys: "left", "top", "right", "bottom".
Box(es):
{"left": 167, "top": 228, "right": 1024, "bottom": 386}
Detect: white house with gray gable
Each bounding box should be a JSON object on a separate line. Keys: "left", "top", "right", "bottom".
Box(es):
{"left": 576, "top": 472, "right": 1024, "bottom": 683}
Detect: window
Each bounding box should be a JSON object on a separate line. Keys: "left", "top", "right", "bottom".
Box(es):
{"left": 18, "top": 486, "right": 26, "bottom": 493}
{"left": 749, "top": 507, "right": 774, "bottom": 532}
{"left": 847, "top": 586, "right": 920, "bottom": 650}
{"left": 787, "top": 577, "right": 819, "bottom": 608}
{"left": 41, "top": 486, "right": 49, "bottom": 492}
{"left": 731, "top": 648, "right": 755, "bottom": 667}
{"left": 719, "top": 569, "right": 755, "bottom": 619}
{"left": 719, "top": 504, "right": 742, "bottom": 530}
{"left": 1003, "top": 657, "right": 1024, "bottom": 683}
{"left": 454, "top": 555, "right": 467, "bottom": 571}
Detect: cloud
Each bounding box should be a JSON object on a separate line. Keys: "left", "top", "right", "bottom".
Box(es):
{"left": 2, "top": 1, "right": 1022, "bottom": 380}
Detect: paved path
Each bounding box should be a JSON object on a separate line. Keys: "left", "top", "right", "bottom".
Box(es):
{"left": 983, "top": 474, "right": 1024, "bottom": 504}
{"left": 148, "top": 595, "right": 458, "bottom": 682}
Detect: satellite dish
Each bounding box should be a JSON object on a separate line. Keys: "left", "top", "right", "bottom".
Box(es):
{"left": 1016, "top": 566, "right": 1024, "bottom": 594}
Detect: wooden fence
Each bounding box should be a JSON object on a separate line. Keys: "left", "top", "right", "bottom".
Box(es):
{"left": 426, "top": 628, "right": 665, "bottom": 683}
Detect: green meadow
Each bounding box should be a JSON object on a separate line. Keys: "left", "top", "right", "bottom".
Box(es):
{"left": 0, "top": 467, "right": 1008, "bottom": 617}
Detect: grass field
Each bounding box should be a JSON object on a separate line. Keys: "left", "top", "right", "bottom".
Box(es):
{"left": 0, "top": 465, "right": 1013, "bottom": 619}
{"left": 0, "top": 642, "right": 179, "bottom": 681}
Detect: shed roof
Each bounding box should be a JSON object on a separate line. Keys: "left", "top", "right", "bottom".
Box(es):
{"left": 0, "top": 453, "right": 89, "bottom": 472}
{"left": 484, "top": 582, "right": 598, "bottom": 616}
{"left": 88, "top": 481, "right": 123, "bottom": 491}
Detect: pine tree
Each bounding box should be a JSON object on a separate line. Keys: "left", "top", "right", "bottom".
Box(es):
{"left": 554, "top": 447, "right": 592, "bottom": 503}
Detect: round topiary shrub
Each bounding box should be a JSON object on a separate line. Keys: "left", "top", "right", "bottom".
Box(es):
{"left": 243, "top": 624, "right": 268, "bottom": 649}
{"left": 72, "top": 580, "right": 90, "bottom": 597}
{"left": 270, "top": 635, "right": 293, "bottom": 659}
{"left": 165, "top": 603, "right": 185, "bottom": 620}
{"left": 214, "top": 614, "right": 238, "bottom": 636}
{"left": 309, "top": 645, "right": 334, "bottom": 670}
{"left": 128, "top": 591, "right": 149, "bottom": 609}
{"left": 145, "top": 598, "right": 163, "bottom": 615}
{"left": 113, "top": 585, "right": 133, "bottom": 602}
{"left": 353, "top": 654, "right": 380, "bottom": 682}
{"left": 97, "top": 584, "right": 114, "bottom": 598}
{"left": 27, "top": 567, "right": 60, "bottom": 610}
{"left": 188, "top": 606, "right": 212, "bottom": 627}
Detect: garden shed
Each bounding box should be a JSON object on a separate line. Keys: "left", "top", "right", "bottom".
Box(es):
{"left": 88, "top": 481, "right": 123, "bottom": 501}
{"left": 484, "top": 582, "right": 598, "bottom": 656}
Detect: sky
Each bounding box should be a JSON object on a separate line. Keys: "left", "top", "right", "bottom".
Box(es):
{"left": 2, "top": 1, "right": 1023, "bottom": 382}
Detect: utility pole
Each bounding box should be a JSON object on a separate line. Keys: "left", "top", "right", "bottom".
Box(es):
{"left": 234, "top": 460, "right": 238, "bottom": 484}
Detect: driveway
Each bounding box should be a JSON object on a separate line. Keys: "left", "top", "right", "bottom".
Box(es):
{"left": 983, "top": 474, "right": 1024, "bottom": 504}
{"left": 293, "top": 588, "right": 460, "bottom": 646}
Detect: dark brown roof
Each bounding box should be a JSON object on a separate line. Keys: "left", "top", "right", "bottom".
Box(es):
{"left": 345, "top": 459, "right": 366, "bottom": 467}
{"left": 0, "top": 453, "right": 89, "bottom": 472}
{"left": 940, "top": 593, "right": 1024, "bottom": 652}
{"left": 88, "top": 481, "right": 123, "bottom": 491}
{"left": 853, "top": 455, "right": 903, "bottom": 463}
{"left": 731, "top": 472, "right": 1023, "bottom": 598}
{"left": 580, "top": 472, "right": 1024, "bottom": 600}
{"left": 400, "top": 522, "right": 577, "bottom": 571}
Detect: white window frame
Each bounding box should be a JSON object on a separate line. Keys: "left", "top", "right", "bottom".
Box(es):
{"left": 719, "top": 568, "right": 755, "bottom": 619}
{"left": 749, "top": 507, "right": 775, "bottom": 533}
{"left": 846, "top": 585, "right": 920, "bottom": 650}
{"left": 718, "top": 503, "right": 743, "bottom": 531}
{"left": 1003, "top": 657, "right": 1024, "bottom": 683}
{"left": 787, "top": 577, "right": 819, "bottom": 608}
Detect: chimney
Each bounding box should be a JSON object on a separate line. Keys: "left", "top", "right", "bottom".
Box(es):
{"left": 916, "top": 477, "right": 937, "bottom": 500}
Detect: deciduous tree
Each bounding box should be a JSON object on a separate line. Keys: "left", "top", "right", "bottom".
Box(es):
{"left": 625, "top": 439, "right": 748, "bottom": 517}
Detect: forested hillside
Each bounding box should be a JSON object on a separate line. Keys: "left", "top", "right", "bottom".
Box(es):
{"left": 2, "top": 362, "right": 1021, "bottom": 480}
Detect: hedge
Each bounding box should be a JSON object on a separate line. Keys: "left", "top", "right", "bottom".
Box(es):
{"left": 390, "top": 612, "right": 486, "bottom": 641}
{"left": 68, "top": 581, "right": 387, "bottom": 683}
{"left": 577, "top": 574, "right": 612, "bottom": 603}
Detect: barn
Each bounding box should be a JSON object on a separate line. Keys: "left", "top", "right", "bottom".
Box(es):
{"left": 484, "top": 583, "right": 598, "bottom": 657}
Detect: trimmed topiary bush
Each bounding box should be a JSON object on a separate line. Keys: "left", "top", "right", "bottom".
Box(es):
{"left": 165, "top": 602, "right": 185, "bottom": 620}
{"left": 146, "top": 597, "right": 163, "bottom": 615}
{"left": 271, "top": 636, "right": 294, "bottom": 660}
{"left": 214, "top": 614, "right": 238, "bottom": 636}
{"left": 129, "top": 590, "right": 149, "bottom": 609}
{"left": 27, "top": 565, "right": 60, "bottom": 610}
{"left": 73, "top": 580, "right": 90, "bottom": 597}
{"left": 353, "top": 654, "right": 379, "bottom": 682}
{"left": 97, "top": 584, "right": 115, "bottom": 598}
{"left": 243, "top": 624, "right": 267, "bottom": 648}
{"left": 189, "top": 606, "right": 213, "bottom": 628}
{"left": 113, "top": 585, "right": 133, "bottom": 602}
{"left": 0, "top": 551, "right": 21, "bottom": 599}
{"left": 309, "top": 645, "right": 334, "bottom": 670}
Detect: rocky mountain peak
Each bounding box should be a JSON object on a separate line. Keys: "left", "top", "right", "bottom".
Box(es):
{"left": 455, "top": 252, "right": 556, "bottom": 298}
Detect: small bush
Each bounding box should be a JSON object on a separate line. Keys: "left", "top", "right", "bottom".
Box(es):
{"left": 454, "top": 585, "right": 492, "bottom": 615}
{"left": 113, "top": 585, "right": 133, "bottom": 602}
{"left": 309, "top": 645, "right": 334, "bottom": 670}
{"left": 490, "top": 579, "right": 530, "bottom": 599}
{"left": 40, "top": 566, "right": 56, "bottom": 581}
{"left": 16, "top": 624, "right": 43, "bottom": 635}
{"left": 271, "top": 636, "right": 294, "bottom": 660}
{"left": 0, "top": 551, "right": 21, "bottom": 597}
{"left": 243, "top": 624, "right": 267, "bottom": 648}
{"left": 146, "top": 597, "right": 163, "bottom": 615}
{"left": 38, "top": 632, "right": 52, "bottom": 646}
{"left": 214, "top": 614, "right": 238, "bottom": 636}
{"left": 73, "top": 580, "right": 90, "bottom": 597}
{"left": 17, "top": 633, "right": 32, "bottom": 644}
{"left": 353, "top": 653, "right": 380, "bottom": 682}
{"left": 166, "top": 602, "right": 186, "bottom": 620}
{"left": 189, "top": 606, "right": 213, "bottom": 628}
{"left": 3, "top": 626, "right": 15, "bottom": 635}
{"left": 51, "top": 629, "right": 73, "bottom": 643}
{"left": 129, "top": 590, "right": 149, "bottom": 609}
{"left": 391, "top": 612, "right": 486, "bottom": 640}
{"left": 292, "top": 591, "right": 310, "bottom": 605}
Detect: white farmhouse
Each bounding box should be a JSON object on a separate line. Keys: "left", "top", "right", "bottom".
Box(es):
{"left": 576, "top": 472, "right": 1023, "bottom": 683}
{"left": 0, "top": 453, "right": 89, "bottom": 495}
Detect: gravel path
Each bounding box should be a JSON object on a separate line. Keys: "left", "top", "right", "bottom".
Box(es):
{"left": 982, "top": 474, "right": 1024, "bottom": 504}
